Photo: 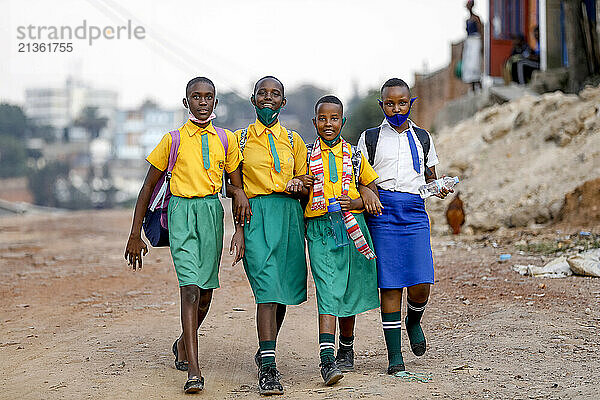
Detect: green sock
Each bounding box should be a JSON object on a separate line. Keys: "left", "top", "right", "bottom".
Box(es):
{"left": 259, "top": 340, "right": 276, "bottom": 370}
{"left": 406, "top": 299, "right": 427, "bottom": 345}
{"left": 338, "top": 334, "right": 354, "bottom": 353}
{"left": 319, "top": 333, "right": 335, "bottom": 364}
{"left": 382, "top": 311, "right": 404, "bottom": 366}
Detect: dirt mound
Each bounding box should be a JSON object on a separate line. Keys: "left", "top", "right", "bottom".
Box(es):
{"left": 557, "top": 177, "right": 600, "bottom": 227}
{"left": 427, "top": 85, "right": 600, "bottom": 233}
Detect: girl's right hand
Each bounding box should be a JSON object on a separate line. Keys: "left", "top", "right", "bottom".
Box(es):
{"left": 124, "top": 233, "right": 148, "bottom": 271}
{"left": 361, "top": 188, "right": 383, "bottom": 216}
{"left": 296, "top": 174, "right": 315, "bottom": 189}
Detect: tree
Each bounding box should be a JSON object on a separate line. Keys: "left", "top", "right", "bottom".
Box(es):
{"left": 283, "top": 84, "right": 329, "bottom": 142}
{"left": 0, "top": 104, "right": 28, "bottom": 177}
{"left": 344, "top": 90, "right": 382, "bottom": 145}
{"left": 73, "top": 107, "right": 108, "bottom": 139}
{"left": 0, "top": 136, "right": 27, "bottom": 177}
{"left": 0, "top": 103, "right": 27, "bottom": 138}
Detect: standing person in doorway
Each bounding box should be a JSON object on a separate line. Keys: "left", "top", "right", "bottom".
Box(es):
{"left": 462, "top": 0, "right": 484, "bottom": 91}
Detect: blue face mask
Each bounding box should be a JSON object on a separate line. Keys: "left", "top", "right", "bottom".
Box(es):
{"left": 378, "top": 97, "right": 418, "bottom": 128}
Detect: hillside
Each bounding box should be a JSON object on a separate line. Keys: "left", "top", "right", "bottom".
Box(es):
{"left": 427, "top": 85, "right": 600, "bottom": 233}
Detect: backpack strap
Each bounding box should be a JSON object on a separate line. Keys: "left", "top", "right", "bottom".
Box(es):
{"left": 411, "top": 125, "right": 430, "bottom": 168}
{"left": 214, "top": 126, "right": 229, "bottom": 154}
{"left": 305, "top": 142, "right": 314, "bottom": 173}
{"left": 239, "top": 128, "right": 248, "bottom": 154}
{"left": 364, "top": 127, "right": 381, "bottom": 166}
{"left": 350, "top": 145, "right": 362, "bottom": 189}
{"left": 213, "top": 126, "right": 229, "bottom": 197}
{"left": 286, "top": 128, "right": 294, "bottom": 148}
{"left": 166, "top": 129, "right": 180, "bottom": 175}
{"left": 410, "top": 122, "right": 434, "bottom": 178}
{"left": 150, "top": 130, "right": 180, "bottom": 212}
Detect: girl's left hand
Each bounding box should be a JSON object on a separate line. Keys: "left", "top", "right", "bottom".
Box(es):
{"left": 229, "top": 229, "right": 245, "bottom": 266}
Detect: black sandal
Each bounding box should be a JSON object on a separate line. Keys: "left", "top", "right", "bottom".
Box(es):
{"left": 184, "top": 376, "right": 204, "bottom": 393}
{"left": 172, "top": 339, "right": 189, "bottom": 371}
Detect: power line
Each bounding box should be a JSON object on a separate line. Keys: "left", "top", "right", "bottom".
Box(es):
{"left": 87, "top": 0, "right": 248, "bottom": 99}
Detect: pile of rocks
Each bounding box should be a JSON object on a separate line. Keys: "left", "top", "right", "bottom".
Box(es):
{"left": 427, "top": 85, "right": 600, "bottom": 233}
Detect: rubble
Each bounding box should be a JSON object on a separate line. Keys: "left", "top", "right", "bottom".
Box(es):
{"left": 428, "top": 85, "right": 600, "bottom": 233}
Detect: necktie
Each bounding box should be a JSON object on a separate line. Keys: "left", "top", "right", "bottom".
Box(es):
{"left": 406, "top": 130, "right": 420, "bottom": 174}
{"left": 328, "top": 151, "right": 338, "bottom": 183}
{"left": 201, "top": 132, "right": 210, "bottom": 169}
{"left": 267, "top": 132, "right": 281, "bottom": 173}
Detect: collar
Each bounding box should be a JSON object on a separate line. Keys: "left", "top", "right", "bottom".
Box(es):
{"left": 253, "top": 118, "right": 282, "bottom": 138}
{"left": 380, "top": 117, "right": 415, "bottom": 135}
{"left": 319, "top": 137, "right": 343, "bottom": 155}
{"left": 183, "top": 119, "right": 217, "bottom": 136}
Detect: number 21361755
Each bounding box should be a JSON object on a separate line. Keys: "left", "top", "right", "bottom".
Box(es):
{"left": 18, "top": 42, "right": 73, "bottom": 52}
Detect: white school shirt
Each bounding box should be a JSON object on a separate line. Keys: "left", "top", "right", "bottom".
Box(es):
{"left": 357, "top": 119, "right": 439, "bottom": 195}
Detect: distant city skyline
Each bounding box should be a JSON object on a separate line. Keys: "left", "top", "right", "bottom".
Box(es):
{"left": 1, "top": 0, "right": 487, "bottom": 108}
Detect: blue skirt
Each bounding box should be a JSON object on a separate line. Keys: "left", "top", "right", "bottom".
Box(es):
{"left": 366, "top": 190, "right": 434, "bottom": 289}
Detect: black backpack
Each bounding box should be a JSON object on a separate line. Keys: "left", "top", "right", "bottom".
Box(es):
{"left": 364, "top": 122, "right": 433, "bottom": 178}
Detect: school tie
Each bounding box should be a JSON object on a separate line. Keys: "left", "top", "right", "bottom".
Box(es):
{"left": 267, "top": 131, "right": 281, "bottom": 173}
{"left": 201, "top": 132, "right": 210, "bottom": 169}
{"left": 406, "top": 130, "right": 420, "bottom": 174}
{"left": 328, "top": 151, "right": 338, "bottom": 183}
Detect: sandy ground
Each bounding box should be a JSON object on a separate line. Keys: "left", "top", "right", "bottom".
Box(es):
{"left": 1, "top": 203, "right": 599, "bottom": 399}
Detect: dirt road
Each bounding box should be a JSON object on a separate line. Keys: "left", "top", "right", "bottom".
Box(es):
{"left": 1, "top": 204, "right": 599, "bottom": 399}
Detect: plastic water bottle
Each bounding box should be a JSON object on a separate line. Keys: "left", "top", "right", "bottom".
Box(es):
{"left": 328, "top": 198, "right": 349, "bottom": 247}
{"left": 419, "top": 176, "right": 460, "bottom": 199}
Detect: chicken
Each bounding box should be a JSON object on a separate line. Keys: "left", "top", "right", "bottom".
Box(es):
{"left": 446, "top": 193, "right": 465, "bottom": 234}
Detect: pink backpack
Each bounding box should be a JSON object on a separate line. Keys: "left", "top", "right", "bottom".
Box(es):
{"left": 143, "top": 127, "right": 229, "bottom": 247}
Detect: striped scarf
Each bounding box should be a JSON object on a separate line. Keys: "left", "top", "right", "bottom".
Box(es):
{"left": 309, "top": 138, "right": 376, "bottom": 260}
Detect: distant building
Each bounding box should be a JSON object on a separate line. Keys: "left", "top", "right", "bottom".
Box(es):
{"left": 24, "top": 77, "right": 118, "bottom": 141}
{"left": 113, "top": 105, "right": 187, "bottom": 160}
{"left": 411, "top": 41, "right": 470, "bottom": 131}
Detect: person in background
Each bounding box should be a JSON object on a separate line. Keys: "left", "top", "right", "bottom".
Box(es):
{"left": 461, "top": 0, "right": 484, "bottom": 91}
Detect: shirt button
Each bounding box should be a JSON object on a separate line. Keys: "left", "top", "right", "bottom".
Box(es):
{"left": 275, "top": 184, "right": 280, "bottom": 188}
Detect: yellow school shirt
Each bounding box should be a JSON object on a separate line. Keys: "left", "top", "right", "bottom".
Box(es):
{"left": 304, "top": 139, "right": 378, "bottom": 218}
{"left": 146, "top": 120, "right": 242, "bottom": 198}
{"left": 235, "top": 119, "right": 307, "bottom": 198}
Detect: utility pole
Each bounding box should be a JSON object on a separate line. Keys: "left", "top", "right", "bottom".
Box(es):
{"left": 563, "top": 0, "right": 591, "bottom": 92}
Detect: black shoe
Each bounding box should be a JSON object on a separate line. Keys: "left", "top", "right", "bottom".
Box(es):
{"left": 335, "top": 348, "right": 354, "bottom": 372}
{"left": 258, "top": 366, "right": 284, "bottom": 395}
{"left": 387, "top": 364, "right": 406, "bottom": 375}
{"left": 184, "top": 376, "right": 204, "bottom": 393}
{"left": 172, "top": 339, "right": 188, "bottom": 371}
{"left": 320, "top": 361, "right": 344, "bottom": 386}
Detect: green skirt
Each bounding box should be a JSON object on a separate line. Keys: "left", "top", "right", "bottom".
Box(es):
{"left": 243, "top": 194, "right": 307, "bottom": 305}
{"left": 306, "top": 212, "right": 380, "bottom": 317}
{"left": 168, "top": 195, "right": 223, "bottom": 289}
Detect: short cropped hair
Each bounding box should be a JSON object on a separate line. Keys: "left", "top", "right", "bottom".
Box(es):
{"left": 253, "top": 76, "right": 285, "bottom": 96}
{"left": 315, "top": 95, "right": 343, "bottom": 114}
{"left": 186, "top": 77, "right": 215, "bottom": 96}
{"left": 381, "top": 78, "right": 411, "bottom": 96}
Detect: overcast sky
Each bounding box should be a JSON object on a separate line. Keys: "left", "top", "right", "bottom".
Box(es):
{"left": 0, "top": 0, "right": 487, "bottom": 109}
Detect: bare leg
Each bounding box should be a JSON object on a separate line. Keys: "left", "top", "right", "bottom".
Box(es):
{"left": 257, "top": 303, "right": 278, "bottom": 341}
{"left": 406, "top": 283, "right": 430, "bottom": 303}
{"left": 177, "top": 289, "right": 213, "bottom": 363}
{"left": 338, "top": 316, "right": 355, "bottom": 338}
{"left": 380, "top": 288, "right": 403, "bottom": 313}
